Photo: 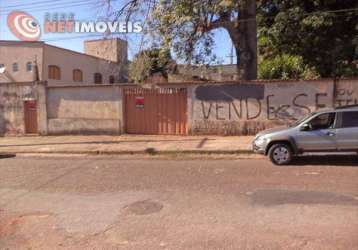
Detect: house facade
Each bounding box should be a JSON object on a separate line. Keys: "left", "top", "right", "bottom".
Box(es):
{"left": 0, "top": 38, "right": 128, "bottom": 85}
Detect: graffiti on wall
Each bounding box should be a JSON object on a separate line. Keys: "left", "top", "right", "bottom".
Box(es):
{"left": 335, "top": 88, "right": 358, "bottom": 107}
{"left": 194, "top": 83, "right": 333, "bottom": 123}
{"left": 191, "top": 82, "right": 334, "bottom": 134}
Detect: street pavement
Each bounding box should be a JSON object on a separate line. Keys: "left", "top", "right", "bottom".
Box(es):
{"left": 0, "top": 155, "right": 357, "bottom": 249}
{"left": 0, "top": 135, "right": 253, "bottom": 155}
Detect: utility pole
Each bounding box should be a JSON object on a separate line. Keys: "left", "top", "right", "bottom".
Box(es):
{"left": 227, "top": 42, "right": 235, "bottom": 65}
{"left": 33, "top": 56, "right": 40, "bottom": 81}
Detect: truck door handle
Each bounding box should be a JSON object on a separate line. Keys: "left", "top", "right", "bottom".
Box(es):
{"left": 326, "top": 132, "right": 335, "bottom": 137}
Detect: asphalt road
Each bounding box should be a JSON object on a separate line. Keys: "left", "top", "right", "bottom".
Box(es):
{"left": 0, "top": 155, "right": 357, "bottom": 250}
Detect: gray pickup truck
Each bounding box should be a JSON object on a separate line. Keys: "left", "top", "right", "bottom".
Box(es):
{"left": 253, "top": 105, "right": 358, "bottom": 165}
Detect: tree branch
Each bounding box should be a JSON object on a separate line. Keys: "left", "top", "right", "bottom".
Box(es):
{"left": 201, "top": 13, "right": 233, "bottom": 32}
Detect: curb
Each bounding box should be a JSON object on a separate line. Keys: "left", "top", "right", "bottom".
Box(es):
{"left": 0, "top": 149, "right": 254, "bottom": 156}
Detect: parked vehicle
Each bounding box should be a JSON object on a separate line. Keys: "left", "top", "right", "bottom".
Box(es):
{"left": 253, "top": 105, "right": 358, "bottom": 165}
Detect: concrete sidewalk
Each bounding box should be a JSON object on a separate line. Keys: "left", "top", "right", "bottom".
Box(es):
{"left": 0, "top": 135, "right": 254, "bottom": 155}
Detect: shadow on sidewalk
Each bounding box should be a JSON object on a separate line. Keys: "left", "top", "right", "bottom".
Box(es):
{"left": 0, "top": 153, "right": 16, "bottom": 159}
{"left": 291, "top": 155, "right": 358, "bottom": 166}
{"left": 251, "top": 189, "right": 358, "bottom": 206}
{"left": 0, "top": 138, "right": 215, "bottom": 148}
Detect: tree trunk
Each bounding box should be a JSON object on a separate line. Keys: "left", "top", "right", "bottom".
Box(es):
{"left": 228, "top": 0, "right": 257, "bottom": 80}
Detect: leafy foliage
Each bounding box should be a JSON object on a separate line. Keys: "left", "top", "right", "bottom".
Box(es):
{"left": 110, "top": 0, "right": 357, "bottom": 80}
{"left": 259, "top": 54, "right": 320, "bottom": 80}
{"left": 152, "top": 0, "right": 233, "bottom": 63}
{"left": 257, "top": 0, "right": 358, "bottom": 78}
{"left": 152, "top": 0, "right": 257, "bottom": 79}
{"left": 129, "top": 48, "right": 173, "bottom": 83}
{"left": 109, "top": 0, "right": 258, "bottom": 80}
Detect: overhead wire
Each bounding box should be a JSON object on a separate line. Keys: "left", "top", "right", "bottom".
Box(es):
{"left": 1, "top": 3, "right": 356, "bottom": 49}
{"left": 0, "top": 0, "right": 97, "bottom": 14}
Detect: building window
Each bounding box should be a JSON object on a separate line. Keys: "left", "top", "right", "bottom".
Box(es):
{"left": 48, "top": 65, "right": 61, "bottom": 80}
{"left": 73, "top": 69, "right": 83, "bottom": 82}
{"left": 26, "top": 62, "right": 33, "bottom": 72}
{"left": 109, "top": 75, "right": 115, "bottom": 84}
{"left": 94, "top": 73, "right": 102, "bottom": 84}
{"left": 12, "top": 63, "right": 18, "bottom": 72}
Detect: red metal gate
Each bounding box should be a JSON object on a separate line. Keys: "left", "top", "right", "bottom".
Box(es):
{"left": 124, "top": 88, "right": 187, "bottom": 135}
{"left": 24, "top": 100, "right": 38, "bottom": 134}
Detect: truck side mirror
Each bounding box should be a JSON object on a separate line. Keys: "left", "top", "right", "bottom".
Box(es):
{"left": 300, "top": 124, "right": 311, "bottom": 131}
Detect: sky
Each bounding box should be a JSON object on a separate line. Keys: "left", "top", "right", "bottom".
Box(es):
{"left": 0, "top": 0, "right": 236, "bottom": 63}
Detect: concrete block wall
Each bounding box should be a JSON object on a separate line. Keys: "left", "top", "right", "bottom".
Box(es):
{"left": 187, "top": 79, "right": 350, "bottom": 135}
{"left": 1, "top": 78, "right": 357, "bottom": 136}
{"left": 0, "top": 82, "right": 40, "bottom": 135}
{"left": 334, "top": 79, "right": 358, "bottom": 106}
{"left": 46, "top": 85, "right": 123, "bottom": 135}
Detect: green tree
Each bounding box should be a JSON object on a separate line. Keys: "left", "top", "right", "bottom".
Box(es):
{"left": 257, "top": 0, "right": 358, "bottom": 78}
{"left": 129, "top": 48, "right": 173, "bottom": 83}
{"left": 108, "top": 0, "right": 258, "bottom": 80}
{"left": 259, "top": 54, "right": 320, "bottom": 80}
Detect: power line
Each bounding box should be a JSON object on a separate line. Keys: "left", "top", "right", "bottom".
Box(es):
{"left": 13, "top": 12, "right": 356, "bottom": 43}
{"left": 319, "top": 7, "right": 358, "bottom": 14}
{"left": 43, "top": 34, "right": 104, "bottom": 42}
{"left": 1, "top": 4, "right": 356, "bottom": 43}
{"left": 0, "top": 0, "right": 60, "bottom": 4}
{"left": 42, "top": 32, "right": 138, "bottom": 43}
{"left": 1, "top": 0, "right": 65, "bottom": 9}
{"left": 0, "top": 0, "right": 96, "bottom": 13}
{"left": 239, "top": 7, "right": 358, "bottom": 24}
{"left": 0, "top": 1, "right": 97, "bottom": 14}
{"left": 0, "top": 0, "right": 95, "bottom": 10}
{"left": 1, "top": 2, "right": 357, "bottom": 21}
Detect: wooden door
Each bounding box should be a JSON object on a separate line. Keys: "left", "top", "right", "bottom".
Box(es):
{"left": 24, "top": 100, "right": 38, "bottom": 134}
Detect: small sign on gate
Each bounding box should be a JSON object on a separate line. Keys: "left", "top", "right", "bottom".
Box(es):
{"left": 25, "top": 100, "right": 37, "bottom": 110}
{"left": 135, "top": 96, "right": 144, "bottom": 109}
